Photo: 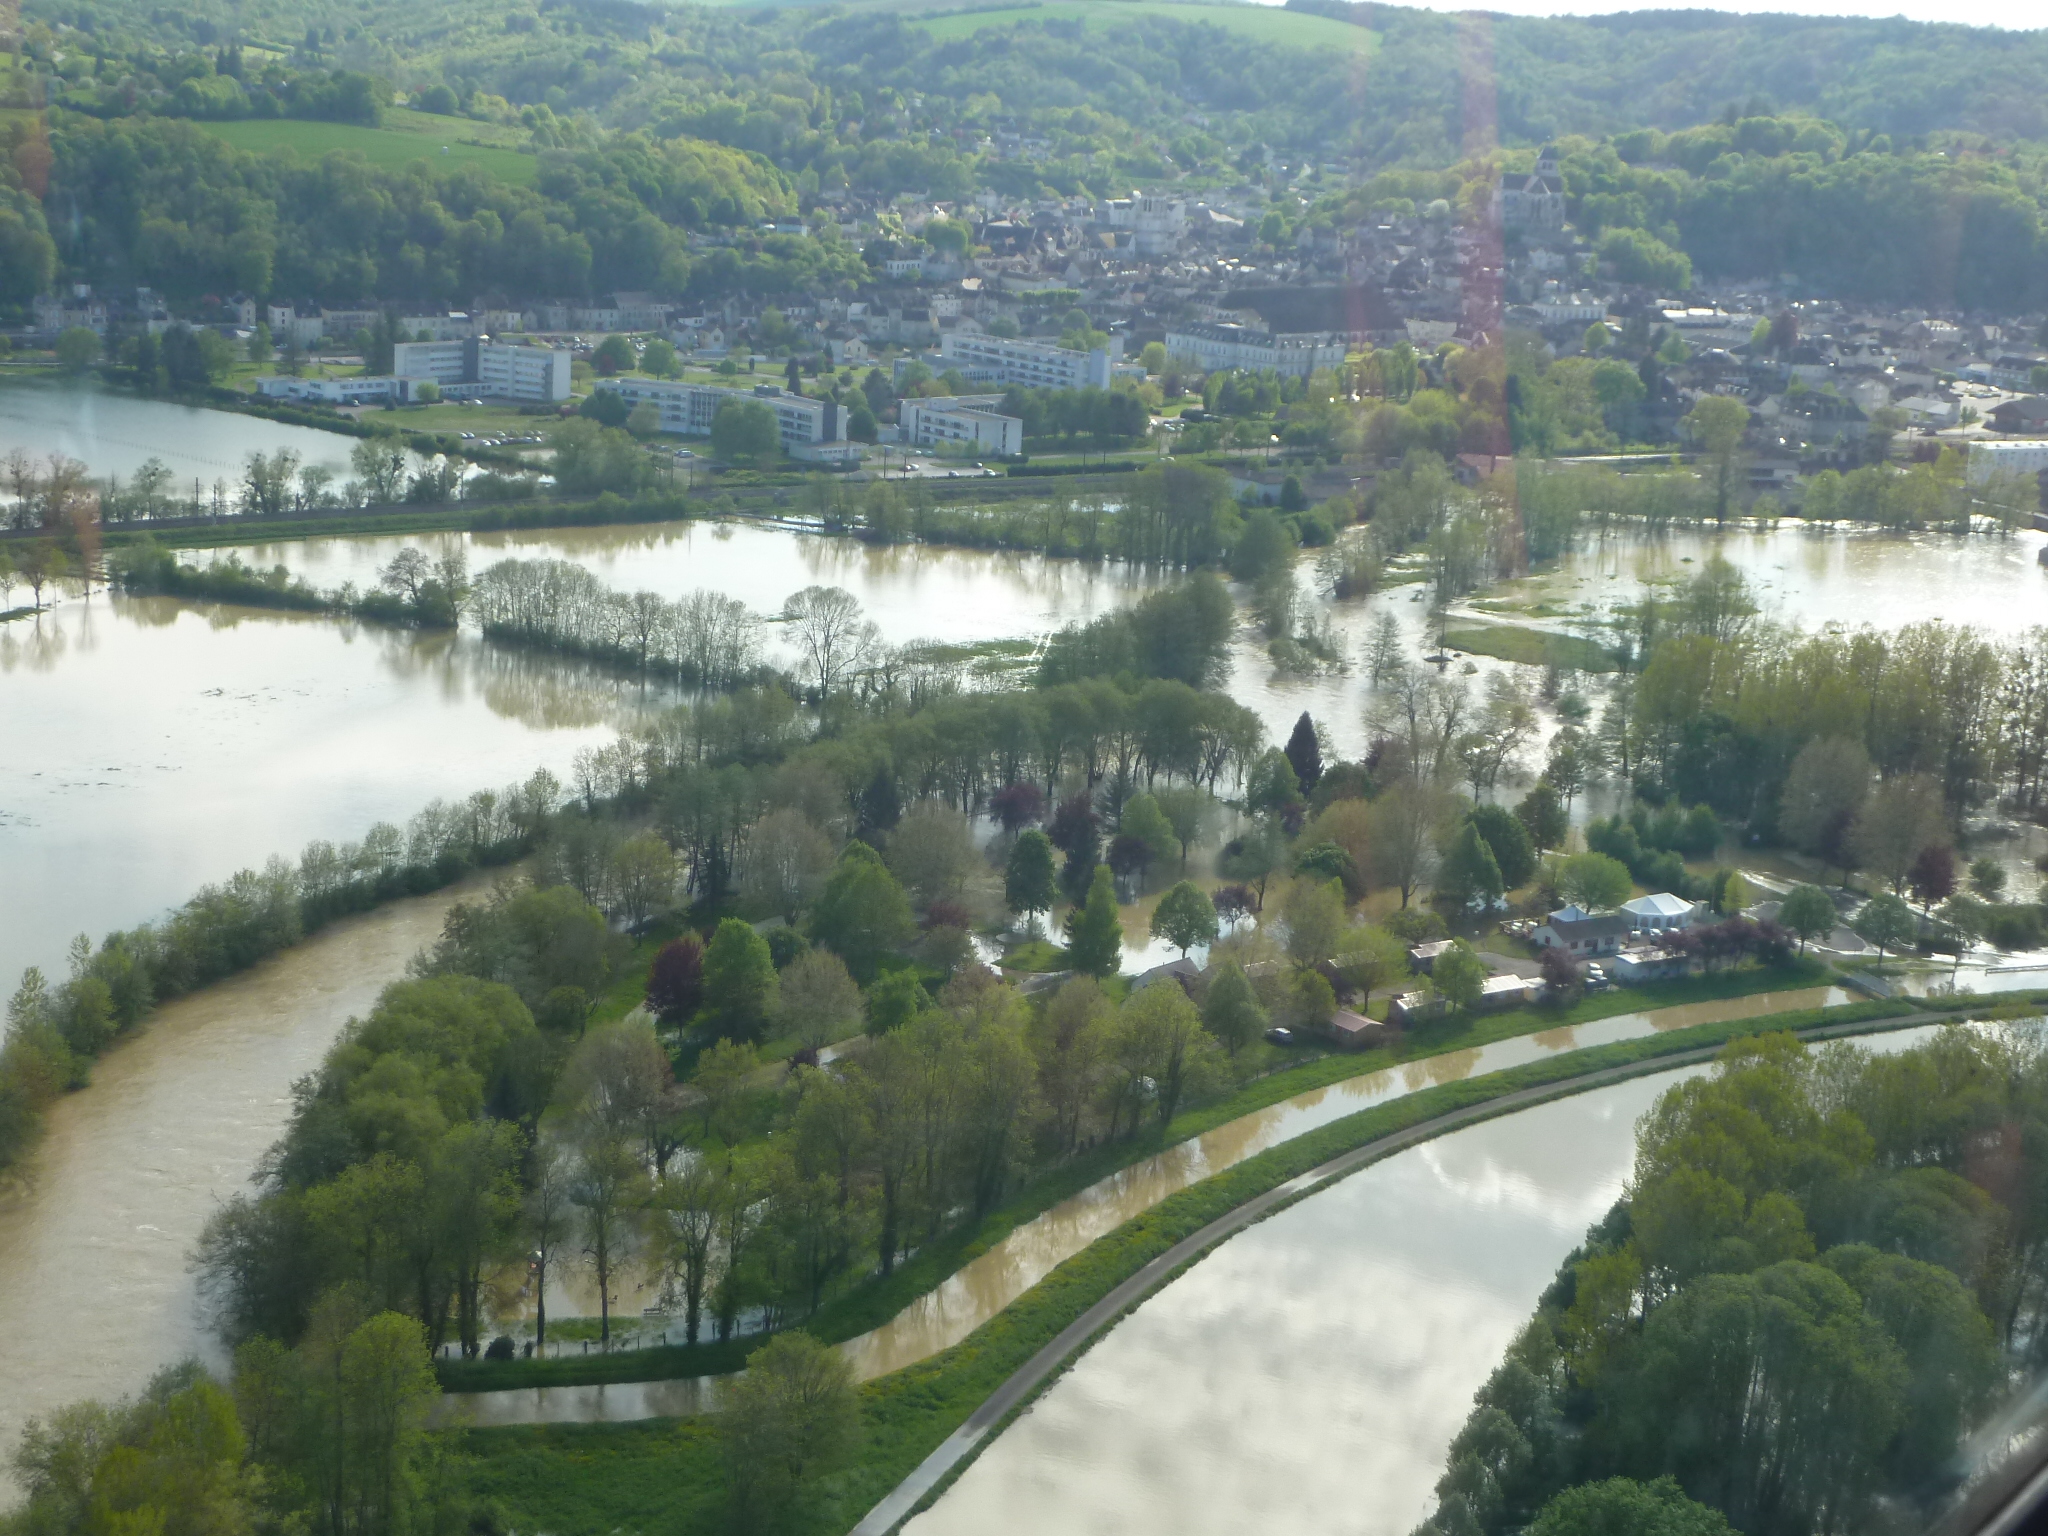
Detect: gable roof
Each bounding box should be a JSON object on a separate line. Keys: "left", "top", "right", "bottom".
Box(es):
{"left": 1624, "top": 892, "right": 1697, "bottom": 918}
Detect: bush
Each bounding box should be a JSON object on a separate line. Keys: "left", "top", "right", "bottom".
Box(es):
{"left": 486, "top": 1335, "right": 517, "bottom": 1361}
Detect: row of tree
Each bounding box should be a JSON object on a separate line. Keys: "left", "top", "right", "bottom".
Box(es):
{"left": 0, "top": 767, "right": 560, "bottom": 1173}
{"left": 1418, "top": 1026, "right": 2048, "bottom": 1536}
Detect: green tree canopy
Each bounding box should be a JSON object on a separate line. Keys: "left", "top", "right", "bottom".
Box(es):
{"left": 1558, "top": 851, "right": 1633, "bottom": 911}
{"left": 1064, "top": 865, "right": 1124, "bottom": 979}
{"left": 702, "top": 918, "right": 778, "bottom": 1042}
{"left": 810, "top": 842, "right": 917, "bottom": 980}
{"left": 1151, "top": 880, "right": 1218, "bottom": 958}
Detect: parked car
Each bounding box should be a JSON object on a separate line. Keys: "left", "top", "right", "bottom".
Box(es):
{"left": 1584, "top": 964, "right": 1612, "bottom": 990}
{"left": 1265, "top": 1026, "right": 1298, "bottom": 1046}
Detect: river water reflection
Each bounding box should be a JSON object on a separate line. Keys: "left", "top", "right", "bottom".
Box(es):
{"left": 0, "top": 378, "right": 356, "bottom": 488}
{"left": 0, "top": 594, "right": 637, "bottom": 985}
{"left": 905, "top": 1021, "right": 1954, "bottom": 1536}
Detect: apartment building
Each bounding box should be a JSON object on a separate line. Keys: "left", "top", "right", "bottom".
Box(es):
{"left": 391, "top": 340, "right": 573, "bottom": 402}
{"left": 1164, "top": 322, "right": 1347, "bottom": 379}
{"left": 592, "top": 378, "right": 844, "bottom": 449}
{"left": 938, "top": 332, "right": 1113, "bottom": 391}
{"left": 899, "top": 395, "right": 1024, "bottom": 456}
{"left": 1969, "top": 439, "right": 2048, "bottom": 483}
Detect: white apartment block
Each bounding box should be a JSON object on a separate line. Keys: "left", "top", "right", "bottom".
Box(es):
{"left": 392, "top": 340, "right": 573, "bottom": 402}
{"left": 899, "top": 395, "right": 1024, "bottom": 457}
{"left": 593, "top": 378, "right": 845, "bottom": 449}
{"left": 1968, "top": 439, "right": 2048, "bottom": 484}
{"left": 399, "top": 312, "right": 478, "bottom": 341}
{"left": 319, "top": 308, "right": 383, "bottom": 339}
{"left": 256, "top": 375, "right": 419, "bottom": 405}
{"left": 1165, "top": 323, "right": 1347, "bottom": 379}
{"left": 938, "top": 332, "right": 1113, "bottom": 391}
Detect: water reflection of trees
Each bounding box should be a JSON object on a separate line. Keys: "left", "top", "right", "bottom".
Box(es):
{"left": 0, "top": 612, "right": 68, "bottom": 671}
{"left": 372, "top": 626, "right": 670, "bottom": 731}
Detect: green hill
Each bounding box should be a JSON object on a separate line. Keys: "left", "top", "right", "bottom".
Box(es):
{"left": 193, "top": 110, "right": 536, "bottom": 183}
{"left": 912, "top": 1, "right": 1378, "bottom": 55}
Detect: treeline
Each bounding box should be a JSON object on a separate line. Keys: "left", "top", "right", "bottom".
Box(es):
{"left": 115, "top": 541, "right": 469, "bottom": 628}
{"left": 42, "top": 112, "right": 858, "bottom": 304}
{"left": 1417, "top": 1026, "right": 2048, "bottom": 1536}
{"left": 810, "top": 463, "right": 1245, "bottom": 570}
{"left": 0, "top": 767, "right": 559, "bottom": 1173}
{"left": 469, "top": 558, "right": 770, "bottom": 689}
{"left": 1614, "top": 587, "right": 2048, "bottom": 822}
{"left": 997, "top": 385, "right": 1149, "bottom": 448}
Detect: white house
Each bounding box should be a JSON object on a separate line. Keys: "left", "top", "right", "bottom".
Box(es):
{"left": 1532, "top": 905, "right": 1630, "bottom": 956}
{"left": 1621, "top": 892, "right": 1701, "bottom": 934}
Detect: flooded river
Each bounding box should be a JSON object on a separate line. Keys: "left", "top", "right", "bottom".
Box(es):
{"left": 0, "top": 377, "right": 356, "bottom": 489}
{"left": 1493, "top": 520, "right": 2048, "bottom": 640}
{"left": 0, "top": 594, "right": 635, "bottom": 986}
{"left": 903, "top": 1021, "right": 1956, "bottom": 1536}
{"left": 0, "top": 873, "right": 489, "bottom": 1492}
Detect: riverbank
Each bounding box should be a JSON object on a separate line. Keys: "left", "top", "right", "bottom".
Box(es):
{"left": 459, "top": 992, "right": 2040, "bottom": 1536}
{"left": 435, "top": 959, "right": 1841, "bottom": 1394}
{"left": 0, "top": 872, "right": 501, "bottom": 1495}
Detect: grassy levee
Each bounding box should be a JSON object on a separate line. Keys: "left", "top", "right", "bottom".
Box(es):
{"left": 439, "top": 958, "right": 1838, "bottom": 1392}
{"left": 461, "top": 991, "right": 2045, "bottom": 1536}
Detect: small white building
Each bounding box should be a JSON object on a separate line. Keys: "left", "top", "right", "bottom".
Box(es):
{"left": 1532, "top": 905, "right": 1630, "bottom": 956}
{"left": 898, "top": 395, "right": 1024, "bottom": 456}
{"left": 1621, "top": 892, "right": 1701, "bottom": 934}
{"left": 256, "top": 374, "right": 424, "bottom": 405}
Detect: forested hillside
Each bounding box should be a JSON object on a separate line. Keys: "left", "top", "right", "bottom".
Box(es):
{"left": 8, "top": 0, "right": 2048, "bottom": 310}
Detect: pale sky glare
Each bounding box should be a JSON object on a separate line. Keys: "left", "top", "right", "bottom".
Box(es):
{"left": 1245, "top": 0, "right": 2045, "bottom": 30}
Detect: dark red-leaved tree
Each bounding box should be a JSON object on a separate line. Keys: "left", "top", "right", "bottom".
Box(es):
{"left": 1908, "top": 844, "right": 1958, "bottom": 911}
{"left": 990, "top": 781, "right": 1046, "bottom": 835}
{"left": 645, "top": 934, "right": 705, "bottom": 1027}
{"left": 1047, "top": 790, "right": 1099, "bottom": 858}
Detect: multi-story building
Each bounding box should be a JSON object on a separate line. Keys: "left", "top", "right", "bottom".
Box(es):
{"left": 1163, "top": 323, "right": 1347, "bottom": 379}
{"left": 1968, "top": 439, "right": 2048, "bottom": 484}
{"left": 255, "top": 375, "right": 420, "bottom": 405}
{"left": 319, "top": 308, "right": 383, "bottom": 339}
{"left": 899, "top": 395, "right": 1024, "bottom": 456}
{"left": 398, "top": 312, "right": 478, "bottom": 341}
{"left": 592, "top": 378, "right": 844, "bottom": 450}
{"left": 391, "top": 340, "right": 573, "bottom": 402}
{"left": 33, "top": 288, "right": 109, "bottom": 335}
{"left": 938, "top": 332, "right": 1113, "bottom": 391}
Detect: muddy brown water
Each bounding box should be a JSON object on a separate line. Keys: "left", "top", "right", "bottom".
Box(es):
{"left": 0, "top": 874, "right": 492, "bottom": 1491}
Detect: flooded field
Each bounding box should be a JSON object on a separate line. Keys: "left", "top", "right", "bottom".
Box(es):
{"left": 0, "top": 594, "right": 636, "bottom": 986}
